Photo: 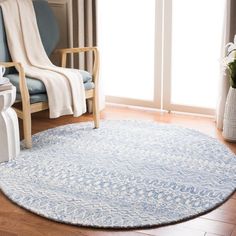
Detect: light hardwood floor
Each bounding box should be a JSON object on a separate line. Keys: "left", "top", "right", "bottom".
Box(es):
{"left": 1, "top": 105, "right": 236, "bottom": 236}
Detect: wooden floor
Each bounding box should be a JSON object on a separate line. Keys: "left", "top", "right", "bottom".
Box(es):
{"left": 1, "top": 105, "right": 236, "bottom": 236}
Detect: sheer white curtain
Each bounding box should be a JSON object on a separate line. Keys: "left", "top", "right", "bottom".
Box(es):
{"left": 217, "top": 0, "right": 236, "bottom": 129}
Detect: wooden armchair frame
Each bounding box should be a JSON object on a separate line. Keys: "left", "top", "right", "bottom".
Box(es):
{"left": 0, "top": 46, "right": 100, "bottom": 149}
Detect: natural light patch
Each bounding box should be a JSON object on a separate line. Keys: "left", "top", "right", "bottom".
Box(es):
{"left": 98, "top": 0, "right": 156, "bottom": 101}
{"left": 171, "top": 0, "right": 226, "bottom": 109}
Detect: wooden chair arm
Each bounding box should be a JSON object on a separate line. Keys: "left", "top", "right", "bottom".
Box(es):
{"left": 0, "top": 62, "right": 30, "bottom": 102}
{"left": 55, "top": 47, "right": 100, "bottom": 85}
{"left": 56, "top": 46, "right": 98, "bottom": 54}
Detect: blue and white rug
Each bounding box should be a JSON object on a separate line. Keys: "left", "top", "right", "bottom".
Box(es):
{"left": 0, "top": 120, "right": 236, "bottom": 228}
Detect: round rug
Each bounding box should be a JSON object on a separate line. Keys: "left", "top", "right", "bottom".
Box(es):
{"left": 0, "top": 120, "right": 236, "bottom": 228}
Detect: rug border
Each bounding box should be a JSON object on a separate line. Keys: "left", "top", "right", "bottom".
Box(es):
{"left": 24, "top": 119, "right": 236, "bottom": 156}
{"left": 0, "top": 188, "right": 235, "bottom": 230}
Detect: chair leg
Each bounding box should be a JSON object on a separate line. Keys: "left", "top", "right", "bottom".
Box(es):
{"left": 93, "top": 96, "right": 100, "bottom": 129}
{"left": 22, "top": 109, "right": 32, "bottom": 149}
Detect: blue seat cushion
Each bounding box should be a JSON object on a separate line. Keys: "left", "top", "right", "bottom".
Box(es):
{"left": 6, "top": 70, "right": 93, "bottom": 95}
{"left": 16, "top": 79, "right": 95, "bottom": 104}
{"left": 16, "top": 93, "right": 48, "bottom": 104}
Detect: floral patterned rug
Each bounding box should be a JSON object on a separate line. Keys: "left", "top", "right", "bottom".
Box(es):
{"left": 0, "top": 120, "right": 235, "bottom": 228}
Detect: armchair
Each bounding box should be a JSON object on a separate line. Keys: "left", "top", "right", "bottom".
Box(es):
{"left": 0, "top": 0, "right": 100, "bottom": 149}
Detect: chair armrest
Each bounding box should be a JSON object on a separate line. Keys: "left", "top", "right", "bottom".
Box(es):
{"left": 0, "top": 62, "right": 30, "bottom": 102}
{"left": 56, "top": 47, "right": 100, "bottom": 85}
{"left": 56, "top": 46, "right": 98, "bottom": 54}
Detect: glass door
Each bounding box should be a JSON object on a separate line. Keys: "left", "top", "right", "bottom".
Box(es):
{"left": 163, "top": 0, "right": 226, "bottom": 115}
{"left": 98, "top": 0, "right": 162, "bottom": 108}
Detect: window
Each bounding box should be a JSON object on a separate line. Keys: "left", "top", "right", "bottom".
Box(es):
{"left": 163, "top": 0, "right": 226, "bottom": 115}
{"left": 98, "top": 0, "right": 226, "bottom": 115}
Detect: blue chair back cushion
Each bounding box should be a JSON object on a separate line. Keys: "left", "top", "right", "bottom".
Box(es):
{"left": 0, "top": 7, "right": 11, "bottom": 73}
{"left": 0, "top": 0, "right": 94, "bottom": 104}
{"left": 0, "top": 0, "right": 60, "bottom": 74}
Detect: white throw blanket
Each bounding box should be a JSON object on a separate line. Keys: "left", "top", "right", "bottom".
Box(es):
{"left": 0, "top": 0, "right": 86, "bottom": 118}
